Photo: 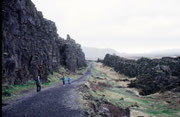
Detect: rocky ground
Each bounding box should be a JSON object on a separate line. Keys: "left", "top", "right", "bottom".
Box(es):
{"left": 78, "top": 62, "right": 180, "bottom": 117}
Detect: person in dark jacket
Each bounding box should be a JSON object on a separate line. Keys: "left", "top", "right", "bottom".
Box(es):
{"left": 35, "top": 76, "right": 41, "bottom": 92}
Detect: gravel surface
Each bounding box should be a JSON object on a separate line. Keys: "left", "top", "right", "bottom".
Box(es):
{"left": 2, "top": 64, "right": 92, "bottom": 117}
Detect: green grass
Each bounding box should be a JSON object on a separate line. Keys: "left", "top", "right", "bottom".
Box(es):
{"left": 2, "top": 80, "right": 36, "bottom": 102}
{"left": 91, "top": 63, "right": 108, "bottom": 78}
{"left": 2, "top": 64, "right": 90, "bottom": 102}
{"left": 85, "top": 62, "right": 180, "bottom": 117}
{"left": 42, "top": 72, "right": 60, "bottom": 87}
{"left": 107, "top": 86, "right": 180, "bottom": 117}
{"left": 2, "top": 80, "right": 35, "bottom": 96}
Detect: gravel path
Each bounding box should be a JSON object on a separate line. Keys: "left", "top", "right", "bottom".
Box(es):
{"left": 2, "top": 64, "right": 92, "bottom": 117}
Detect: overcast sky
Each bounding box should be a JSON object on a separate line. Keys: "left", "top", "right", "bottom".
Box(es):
{"left": 32, "top": 0, "right": 180, "bottom": 53}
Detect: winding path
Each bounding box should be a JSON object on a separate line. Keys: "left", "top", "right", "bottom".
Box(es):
{"left": 2, "top": 64, "right": 92, "bottom": 117}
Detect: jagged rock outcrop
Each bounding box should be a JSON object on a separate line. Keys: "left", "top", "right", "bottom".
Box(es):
{"left": 2, "top": 0, "right": 86, "bottom": 85}
{"left": 59, "top": 34, "right": 86, "bottom": 72}
{"left": 103, "top": 54, "right": 180, "bottom": 95}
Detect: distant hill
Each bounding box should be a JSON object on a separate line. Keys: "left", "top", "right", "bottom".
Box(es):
{"left": 82, "top": 47, "right": 180, "bottom": 60}
{"left": 82, "top": 47, "right": 122, "bottom": 60}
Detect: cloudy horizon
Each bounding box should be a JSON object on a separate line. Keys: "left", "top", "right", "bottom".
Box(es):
{"left": 32, "top": 0, "right": 180, "bottom": 54}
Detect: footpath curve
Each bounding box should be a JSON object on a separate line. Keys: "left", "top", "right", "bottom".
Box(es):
{"left": 2, "top": 64, "right": 92, "bottom": 117}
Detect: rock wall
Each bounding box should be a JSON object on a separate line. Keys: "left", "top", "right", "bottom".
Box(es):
{"left": 2, "top": 0, "right": 86, "bottom": 85}
{"left": 103, "top": 54, "right": 138, "bottom": 77}
{"left": 103, "top": 54, "right": 180, "bottom": 95}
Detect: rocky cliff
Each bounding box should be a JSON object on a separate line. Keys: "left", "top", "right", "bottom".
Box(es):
{"left": 103, "top": 54, "right": 180, "bottom": 95}
{"left": 2, "top": 0, "right": 86, "bottom": 85}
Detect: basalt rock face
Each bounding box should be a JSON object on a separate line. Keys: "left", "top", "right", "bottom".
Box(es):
{"left": 134, "top": 57, "right": 180, "bottom": 95}
{"left": 2, "top": 0, "right": 86, "bottom": 85}
{"left": 103, "top": 54, "right": 180, "bottom": 95}
{"left": 103, "top": 54, "right": 138, "bottom": 77}
{"left": 60, "top": 35, "right": 87, "bottom": 72}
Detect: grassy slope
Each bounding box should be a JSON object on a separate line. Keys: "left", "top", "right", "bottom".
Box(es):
{"left": 80, "top": 62, "right": 180, "bottom": 117}
{"left": 2, "top": 64, "right": 90, "bottom": 103}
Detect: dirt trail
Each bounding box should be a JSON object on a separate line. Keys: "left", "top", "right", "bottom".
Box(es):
{"left": 2, "top": 64, "right": 92, "bottom": 117}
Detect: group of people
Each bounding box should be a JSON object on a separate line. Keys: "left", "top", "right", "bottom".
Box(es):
{"left": 62, "top": 76, "right": 71, "bottom": 85}
{"left": 34, "top": 75, "right": 71, "bottom": 92}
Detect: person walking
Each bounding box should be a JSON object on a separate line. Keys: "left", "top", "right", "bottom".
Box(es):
{"left": 35, "top": 75, "right": 41, "bottom": 92}
{"left": 68, "top": 77, "right": 71, "bottom": 85}
{"left": 62, "top": 76, "right": 66, "bottom": 86}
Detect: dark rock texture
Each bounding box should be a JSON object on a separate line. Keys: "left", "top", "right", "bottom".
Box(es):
{"left": 103, "top": 54, "right": 180, "bottom": 95}
{"left": 2, "top": 0, "right": 86, "bottom": 85}
{"left": 103, "top": 54, "right": 138, "bottom": 77}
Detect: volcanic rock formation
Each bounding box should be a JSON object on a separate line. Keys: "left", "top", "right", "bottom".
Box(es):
{"left": 103, "top": 54, "right": 180, "bottom": 95}
{"left": 2, "top": 0, "right": 86, "bottom": 85}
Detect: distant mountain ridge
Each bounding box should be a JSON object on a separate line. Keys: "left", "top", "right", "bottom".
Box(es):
{"left": 82, "top": 47, "right": 180, "bottom": 60}
{"left": 82, "top": 47, "right": 121, "bottom": 60}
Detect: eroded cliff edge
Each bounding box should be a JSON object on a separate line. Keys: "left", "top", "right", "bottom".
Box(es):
{"left": 2, "top": 0, "right": 86, "bottom": 85}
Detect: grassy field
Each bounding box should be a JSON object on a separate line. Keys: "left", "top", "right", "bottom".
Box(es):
{"left": 2, "top": 64, "right": 90, "bottom": 103}
{"left": 79, "top": 62, "right": 180, "bottom": 117}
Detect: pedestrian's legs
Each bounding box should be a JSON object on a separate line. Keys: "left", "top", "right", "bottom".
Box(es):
{"left": 36, "top": 85, "right": 39, "bottom": 92}
{"left": 39, "top": 85, "right": 41, "bottom": 91}
{"left": 37, "top": 84, "right": 41, "bottom": 92}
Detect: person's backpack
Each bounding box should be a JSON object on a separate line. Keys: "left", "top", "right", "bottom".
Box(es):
{"left": 36, "top": 76, "right": 40, "bottom": 85}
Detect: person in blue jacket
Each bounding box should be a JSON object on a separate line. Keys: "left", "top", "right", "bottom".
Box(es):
{"left": 62, "top": 76, "right": 66, "bottom": 85}
{"left": 68, "top": 77, "right": 71, "bottom": 85}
